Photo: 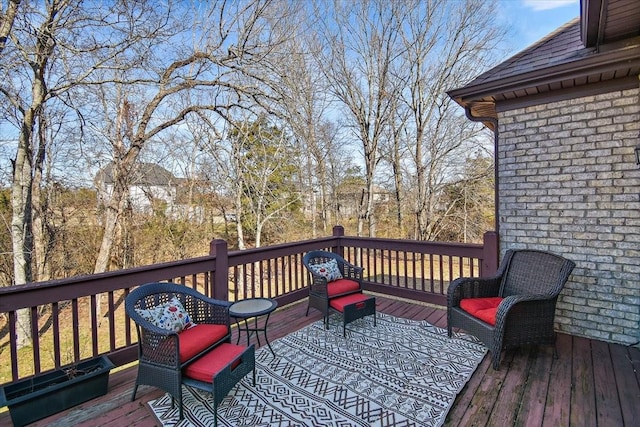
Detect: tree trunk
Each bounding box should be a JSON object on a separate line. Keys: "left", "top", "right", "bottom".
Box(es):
{"left": 0, "top": 0, "right": 19, "bottom": 53}
{"left": 32, "top": 112, "right": 52, "bottom": 282}
{"left": 94, "top": 151, "right": 138, "bottom": 274}
{"left": 12, "top": 76, "right": 48, "bottom": 348}
{"left": 12, "top": 129, "right": 34, "bottom": 347}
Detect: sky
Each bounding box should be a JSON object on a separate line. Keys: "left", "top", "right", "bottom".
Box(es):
{"left": 0, "top": 0, "right": 584, "bottom": 187}
{"left": 497, "top": 0, "right": 580, "bottom": 57}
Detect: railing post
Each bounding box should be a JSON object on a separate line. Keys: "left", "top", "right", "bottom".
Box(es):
{"left": 332, "top": 225, "right": 345, "bottom": 257}
{"left": 209, "top": 239, "right": 229, "bottom": 301}
{"left": 482, "top": 231, "right": 499, "bottom": 277}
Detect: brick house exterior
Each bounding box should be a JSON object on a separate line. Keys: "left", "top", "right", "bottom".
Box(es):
{"left": 448, "top": 0, "right": 640, "bottom": 346}
{"left": 498, "top": 90, "right": 639, "bottom": 344}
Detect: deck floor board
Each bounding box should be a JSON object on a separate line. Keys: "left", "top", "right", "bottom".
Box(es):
{"left": 611, "top": 343, "right": 640, "bottom": 426}
{"left": 1, "top": 294, "right": 637, "bottom": 427}
{"left": 571, "top": 336, "right": 597, "bottom": 427}
{"left": 514, "top": 345, "right": 553, "bottom": 426}
{"left": 542, "top": 332, "right": 572, "bottom": 426}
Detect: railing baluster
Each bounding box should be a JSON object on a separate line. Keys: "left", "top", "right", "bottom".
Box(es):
{"left": 396, "top": 250, "right": 401, "bottom": 288}
{"left": 411, "top": 252, "right": 416, "bottom": 290}
{"left": 30, "top": 306, "right": 40, "bottom": 374}
{"left": 268, "top": 259, "right": 273, "bottom": 297}
{"left": 53, "top": 302, "right": 61, "bottom": 368}
{"left": 108, "top": 291, "right": 116, "bottom": 352}
{"left": 9, "top": 311, "right": 18, "bottom": 381}
{"left": 72, "top": 298, "right": 80, "bottom": 361}
{"left": 124, "top": 288, "right": 132, "bottom": 346}
{"left": 91, "top": 294, "right": 98, "bottom": 356}
{"left": 426, "top": 253, "right": 431, "bottom": 293}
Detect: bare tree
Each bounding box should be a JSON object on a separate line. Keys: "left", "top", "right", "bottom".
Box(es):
{"left": 313, "top": 121, "right": 349, "bottom": 233}
{"left": 397, "top": 0, "right": 503, "bottom": 240}
{"left": 274, "top": 24, "right": 341, "bottom": 237}
{"left": 1, "top": 0, "right": 169, "bottom": 345}
{"left": 314, "top": 0, "right": 407, "bottom": 237}
{"left": 378, "top": 93, "right": 411, "bottom": 236}
{"left": 82, "top": 0, "right": 298, "bottom": 271}
{"left": 2, "top": 1, "right": 77, "bottom": 346}
{"left": 440, "top": 154, "right": 495, "bottom": 243}
{"left": 281, "top": 54, "right": 322, "bottom": 235}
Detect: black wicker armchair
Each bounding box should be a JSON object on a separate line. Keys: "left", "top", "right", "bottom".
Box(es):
{"left": 303, "top": 250, "right": 364, "bottom": 328}
{"left": 125, "top": 282, "right": 232, "bottom": 418}
{"left": 447, "top": 249, "right": 575, "bottom": 370}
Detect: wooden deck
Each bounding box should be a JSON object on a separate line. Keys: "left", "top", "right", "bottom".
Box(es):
{"left": 3, "top": 295, "right": 639, "bottom": 426}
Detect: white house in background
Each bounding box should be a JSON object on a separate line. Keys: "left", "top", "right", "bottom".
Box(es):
{"left": 95, "top": 162, "right": 182, "bottom": 214}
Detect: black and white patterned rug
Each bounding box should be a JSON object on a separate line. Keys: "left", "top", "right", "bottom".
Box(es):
{"left": 148, "top": 312, "right": 486, "bottom": 427}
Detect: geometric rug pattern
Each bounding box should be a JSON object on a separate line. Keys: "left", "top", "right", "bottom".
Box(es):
{"left": 149, "top": 312, "right": 487, "bottom": 427}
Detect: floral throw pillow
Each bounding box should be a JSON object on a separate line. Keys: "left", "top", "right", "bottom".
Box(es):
{"left": 136, "top": 296, "right": 194, "bottom": 332}
{"left": 309, "top": 259, "right": 343, "bottom": 282}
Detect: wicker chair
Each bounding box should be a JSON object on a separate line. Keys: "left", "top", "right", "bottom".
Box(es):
{"left": 447, "top": 249, "right": 575, "bottom": 370}
{"left": 125, "top": 282, "right": 232, "bottom": 418}
{"left": 303, "top": 250, "right": 364, "bottom": 328}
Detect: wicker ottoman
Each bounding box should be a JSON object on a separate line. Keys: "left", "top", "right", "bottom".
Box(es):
{"left": 182, "top": 343, "right": 255, "bottom": 427}
{"left": 329, "top": 293, "right": 376, "bottom": 336}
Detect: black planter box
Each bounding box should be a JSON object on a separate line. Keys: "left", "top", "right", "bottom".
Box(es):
{"left": 0, "top": 355, "right": 114, "bottom": 427}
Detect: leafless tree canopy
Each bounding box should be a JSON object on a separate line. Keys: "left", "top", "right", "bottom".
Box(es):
{"left": 0, "top": 0, "right": 504, "bottom": 292}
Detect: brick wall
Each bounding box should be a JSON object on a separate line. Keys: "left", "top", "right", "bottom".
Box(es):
{"left": 497, "top": 87, "right": 640, "bottom": 345}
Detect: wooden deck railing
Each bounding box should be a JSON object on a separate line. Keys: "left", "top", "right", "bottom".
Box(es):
{"left": 0, "top": 227, "right": 498, "bottom": 385}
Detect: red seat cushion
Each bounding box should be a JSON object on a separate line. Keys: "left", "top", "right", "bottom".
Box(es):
{"left": 329, "top": 293, "right": 372, "bottom": 312}
{"left": 327, "top": 279, "right": 360, "bottom": 297}
{"left": 460, "top": 297, "right": 503, "bottom": 326}
{"left": 179, "top": 324, "right": 229, "bottom": 362}
{"left": 183, "top": 343, "right": 246, "bottom": 383}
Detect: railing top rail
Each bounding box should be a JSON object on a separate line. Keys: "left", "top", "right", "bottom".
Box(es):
{"left": 226, "top": 237, "right": 340, "bottom": 265}
{"left": 339, "top": 236, "right": 484, "bottom": 255}
{"left": 0, "top": 255, "right": 216, "bottom": 310}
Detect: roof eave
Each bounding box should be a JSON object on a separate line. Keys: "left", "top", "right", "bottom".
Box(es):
{"left": 447, "top": 43, "right": 640, "bottom": 125}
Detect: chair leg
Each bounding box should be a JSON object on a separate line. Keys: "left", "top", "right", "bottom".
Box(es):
{"left": 492, "top": 351, "right": 501, "bottom": 370}
{"left": 130, "top": 384, "right": 138, "bottom": 402}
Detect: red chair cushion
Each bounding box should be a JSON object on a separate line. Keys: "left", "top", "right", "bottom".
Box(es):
{"left": 329, "top": 293, "right": 371, "bottom": 312}
{"left": 183, "top": 343, "right": 245, "bottom": 383}
{"left": 327, "top": 279, "right": 360, "bottom": 296}
{"left": 460, "top": 297, "right": 503, "bottom": 326}
{"left": 179, "top": 324, "right": 229, "bottom": 362}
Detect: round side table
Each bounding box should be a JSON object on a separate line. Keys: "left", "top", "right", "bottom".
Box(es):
{"left": 229, "top": 298, "right": 278, "bottom": 356}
